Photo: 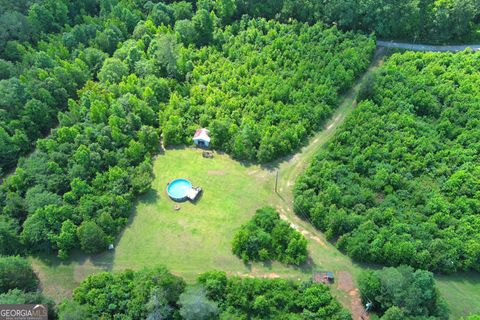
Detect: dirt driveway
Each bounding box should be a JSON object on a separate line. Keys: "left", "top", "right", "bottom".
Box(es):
{"left": 337, "top": 271, "right": 368, "bottom": 320}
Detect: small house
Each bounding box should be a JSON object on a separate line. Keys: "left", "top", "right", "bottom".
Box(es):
{"left": 193, "top": 128, "right": 210, "bottom": 148}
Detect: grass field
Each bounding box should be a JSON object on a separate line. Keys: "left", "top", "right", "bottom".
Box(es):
{"left": 29, "top": 50, "right": 480, "bottom": 319}
{"left": 113, "top": 147, "right": 311, "bottom": 280}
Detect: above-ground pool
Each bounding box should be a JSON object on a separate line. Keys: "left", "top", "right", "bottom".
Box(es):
{"left": 167, "top": 178, "right": 192, "bottom": 201}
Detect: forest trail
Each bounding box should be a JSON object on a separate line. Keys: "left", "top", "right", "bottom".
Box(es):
{"left": 274, "top": 47, "right": 387, "bottom": 191}
{"left": 264, "top": 48, "right": 387, "bottom": 319}
{"left": 377, "top": 40, "right": 480, "bottom": 52}
{"left": 267, "top": 42, "right": 480, "bottom": 318}
{"left": 337, "top": 271, "right": 369, "bottom": 320}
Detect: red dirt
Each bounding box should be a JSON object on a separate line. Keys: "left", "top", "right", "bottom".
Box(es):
{"left": 337, "top": 271, "right": 369, "bottom": 320}
{"left": 276, "top": 209, "right": 329, "bottom": 249}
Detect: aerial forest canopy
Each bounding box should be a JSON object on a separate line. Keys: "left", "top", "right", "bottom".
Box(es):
{"left": 294, "top": 50, "right": 480, "bottom": 273}
{"left": 0, "top": 0, "right": 142, "bottom": 174}
{"left": 359, "top": 265, "right": 450, "bottom": 319}
{"left": 0, "top": 4, "right": 374, "bottom": 258}
{"left": 1, "top": 0, "right": 477, "bottom": 172}
{"left": 198, "top": 271, "right": 351, "bottom": 319}
{"left": 162, "top": 19, "right": 374, "bottom": 161}
{"left": 65, "top": 267, "right": 186, "bottom": 319}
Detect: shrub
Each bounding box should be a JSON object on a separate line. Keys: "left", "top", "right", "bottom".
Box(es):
{"left": 0, "top": 256, "right": 38, "bottom": 293}
{"left": 232, "top": 207, "right": 308, "bottom": 265}
{"left": 358, "top": 265, "right": 450, "bottom": 319}
{"left": 76, "top": 221, "right": 108, "bottom": 254}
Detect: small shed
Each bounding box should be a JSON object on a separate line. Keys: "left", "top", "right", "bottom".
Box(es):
{"left": 313, "top": 271, "right": 334, "bottom": 284}
{"left": 193, "top": 128, "right": 210, "bottom": 148}
{"left": 326, "top": 272, "right": 334, "bottom": 282}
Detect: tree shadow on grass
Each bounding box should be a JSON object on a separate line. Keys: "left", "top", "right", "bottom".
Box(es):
{"left": 106, "top": 188, "right": 161, "bottom": 255}
{"left": 262, "top": 260, "right": 272, "bottom": 269}
{"left": 292, "top": 256, "right": 317, "bottom": 275}
{"left": 435, "top": 271, "right": 480, "bottom": 285}
{"left": 242, "top": 260, "right": 253, "bottom": 271}
{"left": 31, "top": 247, "right": 115, "bottom": 274}
{"left": 239, "top": 257, "right": 317, "bottom": 276}
{"left": 138, "top": 188, "right": 159, "bottom": 205}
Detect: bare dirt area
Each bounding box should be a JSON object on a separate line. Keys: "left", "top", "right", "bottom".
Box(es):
{"left": 207, "top": 170, "right": 225, "bottom": 175}
{"left": 277, "top": 210, "right": 330, "bottom": 249}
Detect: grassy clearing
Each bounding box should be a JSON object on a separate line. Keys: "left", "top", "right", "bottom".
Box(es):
{"left": 436, "top": 272, "right": 480, "bottom": 318}
{"left": 112, "top": 147, "right": 310, "bottom": 281}
{"left": 29, "top": 49, "right": 480, "bottom": 319}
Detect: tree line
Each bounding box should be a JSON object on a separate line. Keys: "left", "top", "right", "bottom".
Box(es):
{"left": 58, "top": 268, "right": 351, "bottom": 319}
{"left": 294, "top": 50, "right": 480, "bottom": 273}
{"left": 0, "top": 255, "right": 459, "bottom": 320}
{"left": 238, "top": 0, "right": 480, "bottom": 43}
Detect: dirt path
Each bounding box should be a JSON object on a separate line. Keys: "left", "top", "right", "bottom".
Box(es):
{"left": 337, "top": 271, "right": 369, "bottom": 320}
{"left": 277, "top": 209, "right": 329, "bottom": 249}
{"left": 377, "top": 40, "right": 480, "bottom": 52}
{"left": 265, "top": 48, "right": 387, "bottom": 318}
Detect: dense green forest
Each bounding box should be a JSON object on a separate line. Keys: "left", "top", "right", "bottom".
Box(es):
{"left": 294, "top": 50, "right": 480, "bottom": 273}
{"left": 0, "top": 0, "right": 197, "bottom": 257}
{"left": 2, "top": 0, "right": 480, "bottom": 319}
{"left": 198, "top": 270, "right": 351, "bottom": 319}
{"left": 191, "top": 0, "right": 480, "bottom": 43}
{"left": 0, "top": 9, "right": 373, "bottom": 257}
{"left": 162, "top": 19, "right": 374, "bottom": 162}
{"left": 1, "top": 0, "right": 476, "bottom": 171}
{"left": 359, "top": 265, "right": 449, "bottom": 319}
{"left": 232, "top": 207, "right": 308, "bottom": 265}
{"left": 0, "top": 0, "right": 129, "bottom": 173}
{"left": 60, "top": 267, "right": 350, "bottom": 319}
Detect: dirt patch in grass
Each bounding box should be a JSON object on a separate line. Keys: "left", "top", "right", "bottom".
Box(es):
{"left": 277, "top": 210, "right": 329, "bottom": 249}
{"left": 208, "top": 170, "right": 225, "bottom": 175}
{"left": 337, "top": 271, "right": 368, "bottom": 320}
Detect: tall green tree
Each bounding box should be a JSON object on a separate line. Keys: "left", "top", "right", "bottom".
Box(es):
{"left": 0, "top": 255, "right": 38, "bottom": 293}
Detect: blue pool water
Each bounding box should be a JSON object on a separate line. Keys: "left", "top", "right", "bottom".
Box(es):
{"left": 167, "top": 179, "right": 192, "bottom": 201}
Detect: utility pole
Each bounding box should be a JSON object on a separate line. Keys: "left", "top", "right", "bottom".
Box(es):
{"left": 275, "top": 170, "right": 279, "bottom": 193}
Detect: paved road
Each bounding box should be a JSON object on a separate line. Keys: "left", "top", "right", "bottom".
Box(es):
{"left": 377, "top": 40, "right": 480, "bottom": 52}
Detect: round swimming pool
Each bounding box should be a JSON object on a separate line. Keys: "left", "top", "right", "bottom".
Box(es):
{"left": 167, "top": 178, "right": 192, "bottom": 201}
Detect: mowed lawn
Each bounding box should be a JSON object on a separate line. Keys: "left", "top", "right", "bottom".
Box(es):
{"left": 112, "top": 147, "right": 308, "bottom": 281}
{"left": 30, "top": 147, "right": 312, "bottom": 300}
